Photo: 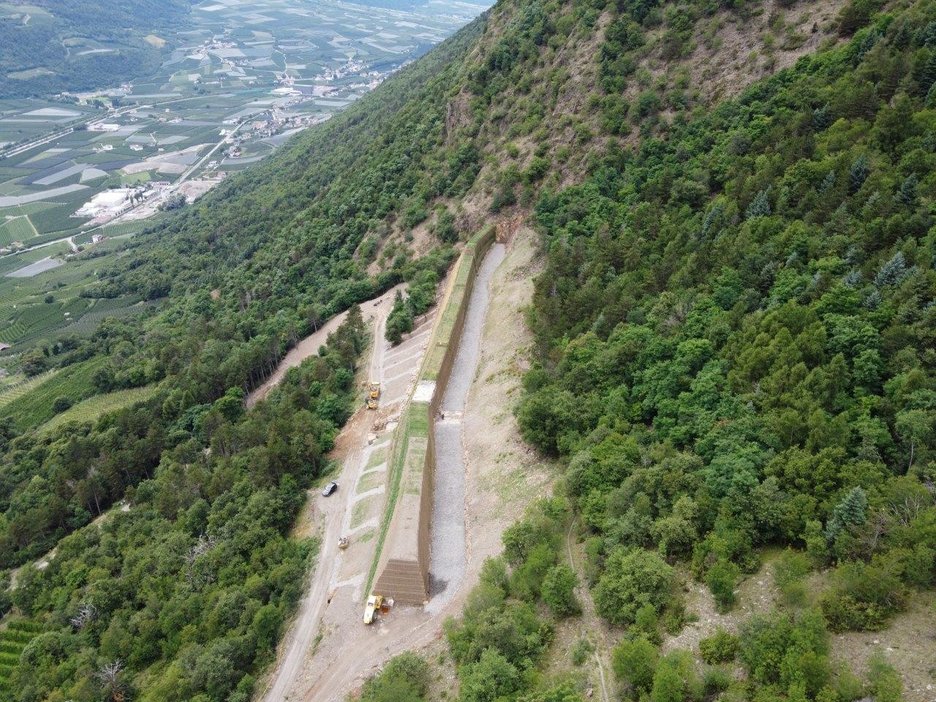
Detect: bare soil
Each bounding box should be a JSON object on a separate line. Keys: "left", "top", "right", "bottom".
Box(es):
{"left": 831, "top": 591, "right": 936, "bottom": 701}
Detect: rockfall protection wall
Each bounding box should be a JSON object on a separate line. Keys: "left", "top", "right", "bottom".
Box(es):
{"left": 372, "top": 228, "right": 497, "bottom": 605}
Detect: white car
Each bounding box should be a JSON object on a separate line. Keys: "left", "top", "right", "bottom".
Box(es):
{"left": 322, "top": 481, "right": 338, "bottom": 497}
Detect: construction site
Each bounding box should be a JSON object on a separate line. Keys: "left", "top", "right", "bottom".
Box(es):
{"left": 255, "top": 223, "right": 550, "bottom": 701}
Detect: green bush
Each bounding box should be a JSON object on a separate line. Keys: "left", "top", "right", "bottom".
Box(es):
{"left": 699, "top": 629, "right": 739, "bottom": 664}
{"left": 51, "top": 396, "right": 72, "bottom": 414}
{"left": 594, "top": 548, "right": 676, "bottom": 626}
{"left": 705, "top": 559, "right": 741, "bottom": 612}
{"left": 739, "top": 610, "right": 830, "bottom": 696}
{"left": 702, "top": 667, "right": 731, "bottom": 696}
{"left": 541, "top": 564, "right": 580, "bottom": 617}
{"left": 459, "top": 649, "right": 520, "bottom": 702}
{"left": 773, "top": 549, "right": 812, "bottom": 608}
{"left": 867, "top": 651, "right": 902, "bottom": 702}
{"left": 361, "top": 652, "right": 430, "bottom": 702}
{"left": 571, "top": 638, "right": 593, "bottom": 667}
{"left": 651, "top": 651, "right": 701, "bottom": 702}
{"left": 612, "top": 636, "right": 658, "bottom": 695}
{"left": 819, "top": 561, "right": 907, "bottom": 632}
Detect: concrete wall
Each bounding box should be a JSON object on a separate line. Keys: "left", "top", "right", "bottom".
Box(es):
{"left": 372, "top": 229, "right": 496, "bottom": 605}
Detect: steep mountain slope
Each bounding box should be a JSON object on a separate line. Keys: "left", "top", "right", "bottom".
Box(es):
{"left": 441, "top": 1, "right": 936, "bottom": 701}
{"left": 0, "top": 0, "right": 933, "bottom": 699}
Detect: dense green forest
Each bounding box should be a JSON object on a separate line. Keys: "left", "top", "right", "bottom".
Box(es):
{"left": 0, "top": 0, "right": 189, "bottom": 97}
{"left": 435, "top": 0, "right": 936, "bottom": 699}
{"left": 0, "top": 12, "right": 485, "bottom": 699}
{"left": 1, "top": 0, "right": 935, "bottom": 696}
{"left": 6, "top": 310, "right": 366, "bottom": 701}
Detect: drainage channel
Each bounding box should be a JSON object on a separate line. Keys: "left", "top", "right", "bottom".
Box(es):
{"left": 428, "top": 242, "right": 506, "bottom": 609}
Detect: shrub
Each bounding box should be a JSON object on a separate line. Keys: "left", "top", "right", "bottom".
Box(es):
{"left": 867, "top": 651, "right": 902, "bottom": 702}
{"left": 361, "top": 652, "right": 429, "bottom": 702}
{"left": 699, "top": 629, "right": 739, "bottom": 664}
{"left": 740, "top": 610, "right": 830, "bottom": 693}
{"left": 819, "top": 561, "right": 906, "bottom": 632}
{"left": 541, "top": 564, "right": 580, "bottom": 617}
{"left": 612, "top": 636, "right": 658, "bottom": 695}
{"left": 705, "top": 559, "right": 740, "bottom": 612}
{"left": 702, "top": 667, "right": 731, "bottom": 696}
{"left": 773, "top": 549, "right": 811, "bottom": 607}
{"left": 52, "top": 396, "right": 73, "bottom": 414}
{"left": 435, "top": 209, "right": 457, "bottom": 243}
{"left": 385, "top": 291, "right": 414, "bottom": 345}
{"left": 837, "top": 0, "right": 885, "bottom": 35}
{"left": 594, "top": 548, "right": 676, "bottom": 626}
{"left": 651, "top": 651, "right": 702, "bottom": 702}
{"left": 490, "top": 185, "right": 517, "bottom": 213}
{"left": 459, "top": 649, "right": 520, "bottom": 702}
{"left": 571, "top": 638, "right": 593, "bottom": 667}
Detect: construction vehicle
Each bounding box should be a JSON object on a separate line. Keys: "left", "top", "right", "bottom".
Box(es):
{"left": 363, "top": 594, "right": 383, "bottom": 624}
{"left": 366, "top": 381, "right": 380, "bottom": 410}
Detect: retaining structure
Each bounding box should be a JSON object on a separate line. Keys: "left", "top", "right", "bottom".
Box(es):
{"left": 371, "top": 228, "right": 497, "bottom": 604}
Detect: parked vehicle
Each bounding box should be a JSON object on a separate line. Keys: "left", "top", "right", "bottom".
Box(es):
{"left": 322, "top": 481, "right": 338, "bottom": 497}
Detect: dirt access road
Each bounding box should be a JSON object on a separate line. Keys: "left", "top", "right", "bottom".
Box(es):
{"left": 245, "top": 285, "right": 403, "bottom": 408}
{"left": 258, "top": 283, "right": 439, "bottom": 702}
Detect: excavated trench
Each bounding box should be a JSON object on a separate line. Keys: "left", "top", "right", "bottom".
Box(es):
{"left": 428, "top": 242, "right": 506, "bottom": 608}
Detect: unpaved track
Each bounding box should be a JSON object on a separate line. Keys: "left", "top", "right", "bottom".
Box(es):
{"left": 258, "top": 287, "right": 402, "bottom": 701}
{"left": 246, "top": 285, "right": 402, "bottom": 408}
{"left": 260, "top": 284, "right": 437, "bottom": 702}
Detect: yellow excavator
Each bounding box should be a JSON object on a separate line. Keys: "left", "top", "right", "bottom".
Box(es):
{"left": 363, "top": 594, "right": 383, "bottom": 624}
{"left": 366, "top": 381, "right": 380, "bottom": 410}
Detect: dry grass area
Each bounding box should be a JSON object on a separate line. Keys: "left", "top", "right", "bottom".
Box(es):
{"left": 664, "top": 559, "right": 781, "bottom": 656}
{"left": 680, "top": 0, "right": 850, "bottom": 105}
{"left": 832, "top": 591, "right": 936, "bottom": 702}
{"left": 660, "top": 554, "right": 936, "bottom": 702}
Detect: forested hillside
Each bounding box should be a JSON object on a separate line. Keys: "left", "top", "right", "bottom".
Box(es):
{"left": 0, "top": 0, "right": 934, "bottom": 697}
{"left": 0, "top": 0, "right": 189, "bottom": 97}
{"left": 439, "top": 0, "right": 936, "bottom": 700}
{"left": 0, "top": 16, "right": 484, "bottom": 701}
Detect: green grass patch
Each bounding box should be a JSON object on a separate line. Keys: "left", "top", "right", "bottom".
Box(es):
{"left": 351, "top": 496, "right": 377, "bottom": 530}
{"left": 0, "top": 356, "right": 107, "bottom": 431}
{"left": 0, "top": 216, "right": 37, "bottom": 245}
{"left": 120, "top": 171, "right": 152, "bottom": 185}
{"left": 41, "top": 383, "right": 161, "bottom": 432}
{"left": 365, "top": 445, "right": 388, "bottom": 469}
{"left": 356, "top": 469, "right": 384, "bottom": 493}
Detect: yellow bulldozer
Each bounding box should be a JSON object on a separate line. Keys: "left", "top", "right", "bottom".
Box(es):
{"left": 366, "top": 381, "right": 380, "bottom": 410}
